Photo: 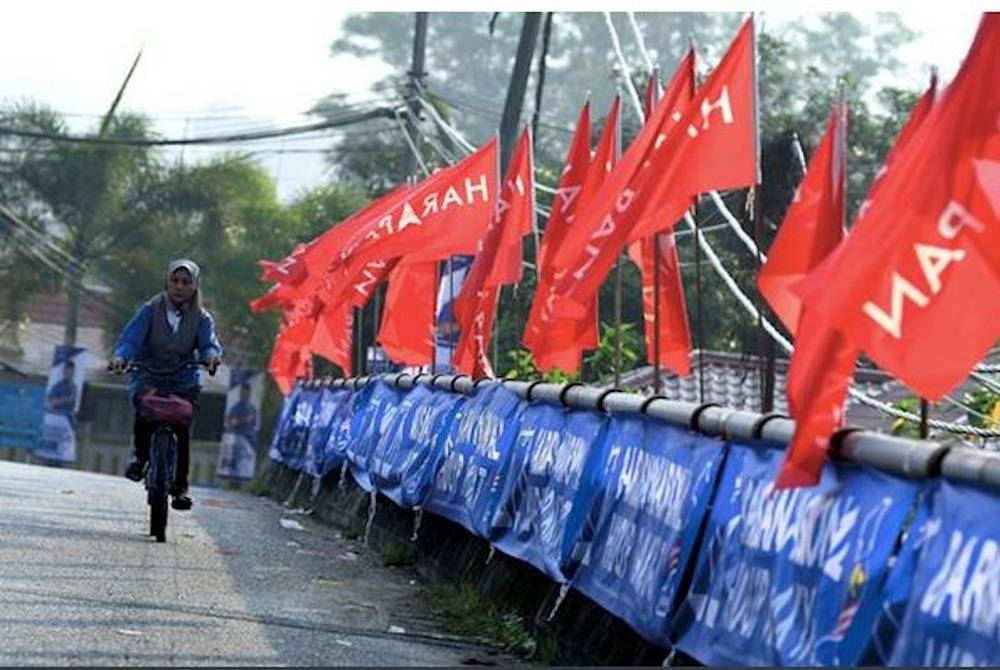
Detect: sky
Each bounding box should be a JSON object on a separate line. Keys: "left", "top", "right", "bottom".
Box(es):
{"left": 0, "top": 2, "right": 984, "bottom": 201}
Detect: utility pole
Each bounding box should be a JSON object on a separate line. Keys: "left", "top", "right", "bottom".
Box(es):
{"left": 403, "top": 12, "right": 429, "bottom": 181}
{"left": 498, "top": 13, "right": 542, "bottom": 174}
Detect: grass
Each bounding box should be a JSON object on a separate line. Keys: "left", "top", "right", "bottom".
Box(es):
{"left": 427, "top": 583, "right": 554, "bottom": 662}
{"left": 244, "top": 470, "right": 273, "bottom": 497}
{"left": 377, "top": 540, "right": 416, "bottom": 567}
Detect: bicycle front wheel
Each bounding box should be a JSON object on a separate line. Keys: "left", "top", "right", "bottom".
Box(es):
{"left": 148, "top": 431, "right": 173, "bottom": 543}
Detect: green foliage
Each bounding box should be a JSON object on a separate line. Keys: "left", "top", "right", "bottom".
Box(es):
{"left": 584, "top": 321, "right": 641, "bottom": 383}
{"left": 504, "top": 347, "right": 579, "bottom": 383}
{"left": 963, "top": 388, "right": 1000, "bottom": 429}
{"left": 890, "top": 396, "right": 922, "bottom": 438}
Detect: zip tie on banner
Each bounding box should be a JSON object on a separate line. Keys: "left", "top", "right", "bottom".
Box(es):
{"left": 486, "top": 545, "right": 496, "bottom": 565}
{"left": 284, "top": 471, "right": 304, "bottom": 507}
{"left": 547, "top": 583, "right": 571, "bottom": 621}
{"left": 338, "top": 460, "right": 349, "bottom": 492}
{"left": 306, "top": 475, "right": 322, "bottom": 515}
{"left": 364, "top": 489, "right": 378, "bottom": 547}
{"left": 662, "top": 647, "right": 678, "bottom": 667}
{"left": 411, "top": 507, "right": 424, "bottom": 542}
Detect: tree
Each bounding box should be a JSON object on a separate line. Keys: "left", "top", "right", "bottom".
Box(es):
{"left": 0, "top": 102, "right": 160, "bottom": 347}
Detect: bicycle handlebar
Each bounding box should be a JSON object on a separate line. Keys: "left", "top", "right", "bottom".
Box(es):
{"left": 112, "top": 359, "right": 215, "bottom": 377}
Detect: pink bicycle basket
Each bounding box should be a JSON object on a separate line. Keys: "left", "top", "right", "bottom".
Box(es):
{"left": 139, "top": 390, "right": 194, "bottom": 427}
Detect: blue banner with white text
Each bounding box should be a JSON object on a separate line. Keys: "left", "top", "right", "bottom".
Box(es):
{"left": 490, "top": 402, "right": 610, "bottom": 583}
{"left": 345, "top": 380, "right": 404, "bottom": 492}
{"left": 314, "top": 388, "right": 355, "bottom": 478}
{"left": 425, "top": 382, "right": 524, "bottom": 536}
{"left": 568, "top": 414, "right": 725, "bottom": 645}
{"left": 267, "top": 382, "right": 301, "bottom": 466}
{"left": 886, "top": 479, "right": 1000, "bottom": 667}
{"left": 284, "top": 386, "right": 323, "bottom": 474}
{"left": 672, "top": 439, "right": 922, "bottom": 666}
{"left": 370, "top": 384, "right": 466, "bottom": 509}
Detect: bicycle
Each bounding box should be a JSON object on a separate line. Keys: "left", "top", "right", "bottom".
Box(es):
{"left": 116, "top": 360, "right": 210, "bottom": 543}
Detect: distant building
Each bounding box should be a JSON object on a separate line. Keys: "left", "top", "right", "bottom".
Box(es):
{"left": 0, "top": 290, "right": 233, "bottom": 484}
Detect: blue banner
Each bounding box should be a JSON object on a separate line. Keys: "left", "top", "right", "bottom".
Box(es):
{"left": 425, "top": 382, "right": 525, "bottom": 536}
{"left": 298, "top": 386, "right": 348, "bottom": 478}
{"left": 267, "top": 383, "right": 301, "bottom": 466}
{"left": 216, "top": 369, "right": 264, "bottom": 481}
{"left": 314, "top": 388, "right": 355, "bottom": 478}
{"left": 672, "top": 440, "right": 921, "bottom": 666}
{"left": 565, "top": 414, "right": 725, "bottom": 646}
{"left": 35, "top": 345, "right": 87, "bottom": 464}
{"left": 886, "top": 479, "right": 1000, "bottom": 667}
{"left": 433, "top": 254, "right": 473, "bottom": 372}
{"left": 273, "top": 385, "right": 322, "bottom": 473}
{"left": 344, "top": 380, "right": 404, "bottom": 492}
{"left": 0, "top": 381, "right": 45, "bottom": 450}
{"left": 370, "top": 385, "right": 466, "bottom": 509}
{"left": 490, "top": 403, "right": 609, "bottom": 583}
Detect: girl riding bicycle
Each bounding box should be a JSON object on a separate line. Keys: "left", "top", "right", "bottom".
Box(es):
{"left": 108, "top": 259, "right": 223, "bottom": 510}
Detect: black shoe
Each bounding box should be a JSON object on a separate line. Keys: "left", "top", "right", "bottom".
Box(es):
{"left": 171, "top": 492, "right": 193, "bottom": 511}
{"left": 124, "top": 457, "right": 146, "bottom": 482}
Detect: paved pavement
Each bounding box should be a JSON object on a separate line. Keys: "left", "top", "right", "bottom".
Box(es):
{"left": 0, "top": 460, "right": 500, "bottom": 666}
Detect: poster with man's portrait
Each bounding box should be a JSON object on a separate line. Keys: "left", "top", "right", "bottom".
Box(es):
{"left": 216, "top": 369, "right": 263, "bottom": 481}
{"left": 35, "top": 346, "right": 86, "bottom": 464}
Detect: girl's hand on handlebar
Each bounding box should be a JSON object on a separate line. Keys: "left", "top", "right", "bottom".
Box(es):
{"left": 204, "top": 355, "right": 222, "bottom": 376}
{"left": 107, "top": 357, "right": 128, "bottom": 375}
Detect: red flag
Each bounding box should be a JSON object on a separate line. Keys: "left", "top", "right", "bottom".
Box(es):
{"left": 454, "top": 129, "right": 535, "bottom": 377}
{"left": 628, "top": 232, "right": 693, "bottom": 376}
{"left": 627, "top": 55, "right": 696, "bottom": 376}
{"left": 548, "top": 21, "right": 756, "bottom": 320}
{"left": 300, "top": 185, "right": 412, "bottom": 279}
{"left": 310, "top": 301, "right": 354, "bottom": 376}
{"left": 378, "top": 261, "right": 438, "bottom": 366}
{"left": 530, "top": 98, "right": 621, "bottom": 373}
{"left": 776, "top": 75, "right": 939, "bottom": 487}
{"left": 523, "top": 99, "right": 592, "bottom": 355}
{"left": 797, "top": 13, "right": 1000, "bottom": 400}
{"left": 774, "top": 314, "right": 857, "bottom": 488}
{"left": 765, "top": 97, "right": 852, "bottom": 488}
{"left": 759, "top": 96, "right": 848, "bottom": 335}
{"left": 334, "top": 139, "right": 498, "bottom": 272}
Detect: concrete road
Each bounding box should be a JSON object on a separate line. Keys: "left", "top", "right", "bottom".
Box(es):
{"left": 0, "top": 460, "right": 500, "bottom": 666}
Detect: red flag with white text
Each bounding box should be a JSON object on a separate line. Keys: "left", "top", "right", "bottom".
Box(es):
{"left": 548, "top": 23, "right": 755, "bottom": 319}
{"left": 796, "top": 13, "right": 1000, "bottom": 400}
{"left": 454, "top": 129, "right": 535, "bottom": 377}
{"left": 776, "top": 73, "right": 939, "bottom": 487}
{"left": 530, "top": 98, "right": 620, "bottom": 373}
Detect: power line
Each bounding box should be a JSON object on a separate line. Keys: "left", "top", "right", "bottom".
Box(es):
{"left": 0, "top": 106, "right": 400, "bottom": 148}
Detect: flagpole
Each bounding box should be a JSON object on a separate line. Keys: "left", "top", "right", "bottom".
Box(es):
{"left": 613, "top": 90, "right": 624, "bottom": 389}
{"left": 355, "top": 305, "right": 363, "bottom": 376}
{"left": 650, "top": 67, "right": 663, "bottom": 395}
{"left": 689, "top": 35, "right": 706, "bottom": 402}
{"left": 920, "top": 399, "right": 930, "bottom": 438}
{"left": 749, "top": 13, "right": 773, "bottom": 412}
{"left": 694, "top": 199, "right": 704, "bottom": 402}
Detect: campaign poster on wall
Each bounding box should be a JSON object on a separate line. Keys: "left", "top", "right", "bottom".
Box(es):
{"left": 216, "top": 369, "right": 264, "bottom": 480}
{"left": 34, "top": 345, "right": 86, "bottom": 464}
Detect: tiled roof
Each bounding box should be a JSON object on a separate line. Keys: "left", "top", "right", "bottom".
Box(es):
{"left": 26, "top": 291, "right": 108, "bottom": 328}
{"left": 615, "top": 349, "right": 901, "bottom": 431}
